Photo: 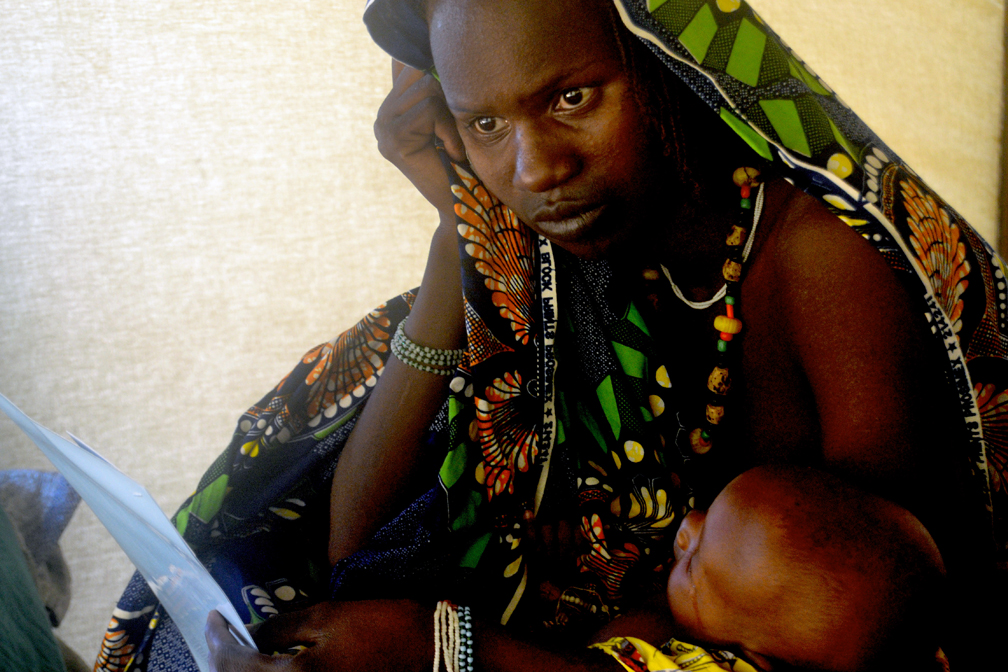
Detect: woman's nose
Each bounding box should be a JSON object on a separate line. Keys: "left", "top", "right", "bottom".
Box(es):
{"left": 511, "top": 125, "right": 581, "bottom": 193}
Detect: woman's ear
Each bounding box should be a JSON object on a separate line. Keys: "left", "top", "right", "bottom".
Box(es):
{"left": 674, "top": 509, "right": 705, "bottom": 560}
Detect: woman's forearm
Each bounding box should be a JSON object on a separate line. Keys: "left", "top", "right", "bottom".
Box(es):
{"left": 328, "top": 217, "right": 465, "bottom": 566}
{"left": 207, "top": 600, "right": 632, "bottom": 672}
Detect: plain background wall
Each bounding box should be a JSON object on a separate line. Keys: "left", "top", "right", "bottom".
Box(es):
{"left": 1, "top": 0, "right": 1004, "bottom": 663}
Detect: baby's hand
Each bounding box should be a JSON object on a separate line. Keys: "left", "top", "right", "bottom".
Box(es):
{"left": 374, "top": 60, "right": 465, "bottom": 217}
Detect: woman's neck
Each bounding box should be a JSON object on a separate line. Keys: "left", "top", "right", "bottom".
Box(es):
{"left": 609, "top": 97, "right": 772, "bottom": 303}
{"left": 662, "top": 200, "right": 735, "bottom": 300}
{"left": 642, "top": 165, "right": 743, "bottom": 303}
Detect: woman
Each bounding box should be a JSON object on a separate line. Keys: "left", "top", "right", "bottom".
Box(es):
{"left": 100, "top": 1, "right": 1005, "bottom": 670}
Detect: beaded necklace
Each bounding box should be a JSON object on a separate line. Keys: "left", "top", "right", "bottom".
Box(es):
{"left": 643, "top": 167, "right": 764, "bottom": 469}
{"left": 685, "top": 168, "right": 763, "bottom": 457}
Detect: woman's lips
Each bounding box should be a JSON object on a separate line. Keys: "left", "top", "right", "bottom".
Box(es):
{"left": 529, "top": 203, "right": 607, "bottom": 242}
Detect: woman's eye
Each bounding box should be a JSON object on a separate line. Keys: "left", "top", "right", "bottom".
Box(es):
{"left": 557, "top": 87, "right": 591, "bottom": 110}
{"left": 473, "top": 117, "right": 499, "bottom": 134}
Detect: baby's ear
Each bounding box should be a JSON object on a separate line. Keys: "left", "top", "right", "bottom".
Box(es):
{"left": 674, "top": 509, "right": 705, "bottom": 558}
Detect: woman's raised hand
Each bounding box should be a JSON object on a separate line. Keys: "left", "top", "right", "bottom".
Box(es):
{"left": 375, "top": 60, "right": 466, "bottom": 217}
{"left": 329, "top": 65, "right": 467, "bottom": 565}
{"left": 329, "top": 69, "right": 466, "bottom": 569}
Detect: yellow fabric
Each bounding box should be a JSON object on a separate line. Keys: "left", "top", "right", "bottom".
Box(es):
{"left": 591, "top": 637, "right": 758, "bottom": 672}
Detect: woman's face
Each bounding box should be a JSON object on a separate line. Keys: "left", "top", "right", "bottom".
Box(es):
{"left": 427, "top": 0, "right": 669, "bottom": 258}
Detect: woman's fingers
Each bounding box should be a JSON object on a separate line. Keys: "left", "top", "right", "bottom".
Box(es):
{"left": 391, "top": 61, "right": 427, "bottom": 99}
{"left": 436, "top": 107, "right": 466, "bottom": 163}
{"left": 205, "top": 610, "right": 242, "bottom": 653}
{"left": 379, "top": 75, "right": 465, "bottom": 163}
{"left": 379, "top": 96, "right": 448, "bottom": 158}
{"left": 389, "top": 68, "right": 465, "bottom": 162}
{"left": 205, "top": 611, "right": 292, "bottom": 672}
{"left": 250, "top": 605, "right": 333, "bottom": 652}
{"left": 378, "top": 75, "right": 443, "bottom": 135}
{"left": 374, "top": 62, "right": 463, "bottom": 214}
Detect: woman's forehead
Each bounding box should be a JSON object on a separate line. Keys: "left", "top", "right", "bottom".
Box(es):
{"left": 428, "top": 0, "right": 624, "bottom": 105}
{"left": 426, "top": 0, "right": 606, "bottom": 34}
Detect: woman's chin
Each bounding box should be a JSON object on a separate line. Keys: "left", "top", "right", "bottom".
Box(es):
{"left": 527, "top": 206, "right": 634, "bottom": 260}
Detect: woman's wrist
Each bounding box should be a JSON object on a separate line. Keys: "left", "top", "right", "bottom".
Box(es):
{"left": 392, "top": 319, "right": 465, "bottom": 375}
{"left": 405, "top": 217, "right": 465, "bottom": 350}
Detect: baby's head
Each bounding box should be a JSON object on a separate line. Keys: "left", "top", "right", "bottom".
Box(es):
{"left": 666, "top": 466, "right": 945, "bottom": 671}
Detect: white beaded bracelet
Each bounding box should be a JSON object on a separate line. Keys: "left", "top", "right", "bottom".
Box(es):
{"left": 433, "top": 601, "right": 465, "bottom": 672}
{"left": 391, "top": 319, "right": 465, "bottom": 376}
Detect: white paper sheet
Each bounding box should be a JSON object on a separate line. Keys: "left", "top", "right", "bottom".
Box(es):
{"left": 0, "top": 393, "right": 257, "bottom": 671}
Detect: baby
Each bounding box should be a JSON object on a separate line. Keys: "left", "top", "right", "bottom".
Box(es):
{"left": 665, "top": 466, "right": 946, "bottom": 672}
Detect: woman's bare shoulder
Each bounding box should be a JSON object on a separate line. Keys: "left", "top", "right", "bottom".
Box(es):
{"left": 745, "top": 179, "right": 959, "bottom": 486}
{"left": 754, "top": 179, "right": 900, "bottom": 300}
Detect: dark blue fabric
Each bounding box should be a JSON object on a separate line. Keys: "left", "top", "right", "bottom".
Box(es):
{"left": 330, "top": 485, "right": 453, "bottom": 602}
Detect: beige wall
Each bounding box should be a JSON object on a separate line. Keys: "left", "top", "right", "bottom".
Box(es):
{"left": 752, "top": 0, "right": 1005, "bottom": 244}
{"left": 1, "top": 0, "right": 1004, "bottom": 662}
